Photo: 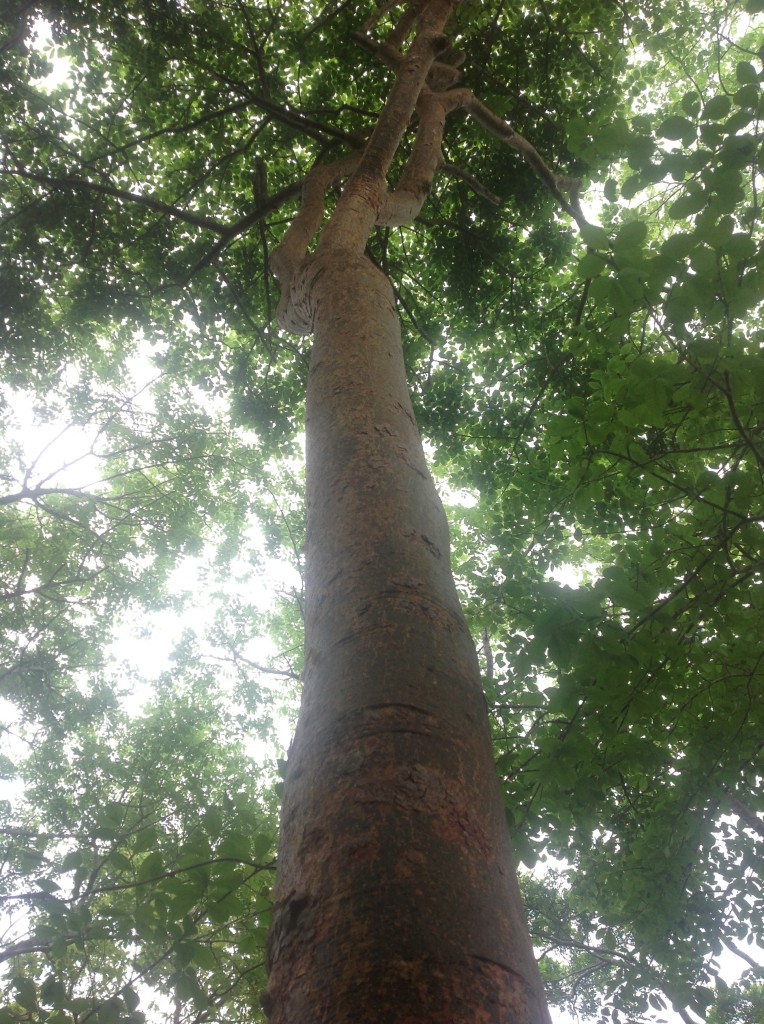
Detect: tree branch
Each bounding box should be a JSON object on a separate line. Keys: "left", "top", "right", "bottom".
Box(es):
{"left": 441, "top": 161, "right": 501, "bottom": 204}
{"left": 168, "top": 181, "right": 303, "bottom": 288}
{"left": 722, "top": 785, "right": 764, "bottom": 840}
{"left": 0, "top": 485, "right": 111, "bottom": 507}
{"left": 721, "top": 936, "right": 763, "bottom": 970}
{"left": 443, "top": 89, "right": 586, "bottom": 224}
{"left": 4, "top": 166, "right": 230, "bottom": 234}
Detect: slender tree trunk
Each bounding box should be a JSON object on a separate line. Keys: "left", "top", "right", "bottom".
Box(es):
{"left": 265, "top": 252, "right": 551, "bottom": 1022}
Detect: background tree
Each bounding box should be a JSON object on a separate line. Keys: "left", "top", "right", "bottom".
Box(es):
{"left": 1, "top": 0, "right": 762, "bottom": 1022}
{"left": 708, "top": 983, "right": 764, "bottom": 1024}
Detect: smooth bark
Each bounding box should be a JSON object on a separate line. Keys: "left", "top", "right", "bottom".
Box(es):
{"left": 265, "top": 251, "right": 551, "bottom": 1024}
{"left": 265, "top": 2, "right": 553, "bottom": 1020}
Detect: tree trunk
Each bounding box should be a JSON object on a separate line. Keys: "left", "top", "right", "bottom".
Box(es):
{"left": 265, "top": 247, "right": 551, "bottom": 1023}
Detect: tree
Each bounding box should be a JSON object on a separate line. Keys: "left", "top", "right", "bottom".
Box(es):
{"left": 1, "top": 676, "right": 280, "bottom": 1024}
{"left": 1, "top": 1, "right": 762, "bottom": 1023}
{"left": 709, "top": 983, "right": 764, "bottom": 1024}
{"left": 259, "top": 2, "right": 597, "bottom": 1017}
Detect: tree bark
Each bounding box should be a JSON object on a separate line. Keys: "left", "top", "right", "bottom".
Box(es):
{"left": 265, "top": 249, "right": 551, "bottom": 1023}
{"left": 265, "top": 2, "right": 552, "bottom": 1019}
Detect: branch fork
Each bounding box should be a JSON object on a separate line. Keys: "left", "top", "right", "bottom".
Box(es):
{"left": 270, "top": 0, "right": 587, "bottom": 331}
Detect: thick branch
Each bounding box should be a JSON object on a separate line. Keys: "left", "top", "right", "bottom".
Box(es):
{"left": 377, "top": 87, "right": 447, "bottom": 226}
{"left": 444, "top": 89, "right": 586, "bottom": 224}
{"left": 319, "top": 0, "right": 460, "bottom": 251}
{"left": 0, "top": 937, "right": 73, "bottom": 966}
{"left": 0, "top": 485, "right": 108, "bottom": 507}
{"left": 269, "top": 151, "right": 362, "bottom": 324}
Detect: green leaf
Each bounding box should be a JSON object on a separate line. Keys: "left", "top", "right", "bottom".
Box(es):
{"left": 703, "top": 95, "right": 733, "bottom": 120}
{"left": 735, "top": 61, "right": 759, "bottom": 85}
{"left": 511, "top": 831, "right": 537, "bottom": 869}
{"left": 621, "top": 174, "right": 643, "bottom": 199}
{"left": 97, "top": 999, "right": 124, "bottom": 1024}
{"left": 587, "top": 275, "right": 613, "bottom": 302}
{"left": 253, "top": 831, "right": 273, "bottom": 861}
{"left": 60, "top": 851, "right": 83, "bottom": 873}
{"left": 660, "top": 232, "right": 696, "bottom": 260}
{"left": 110, "top": 850, "right": 132, "bottom": 872}
{"left": 12, "top": 978, "right": 38, "bottom": 1011}
{"left": 613, "top": 220, "right": 648, "bottom": 252}
{"left": 133, "top": 827, "right": 161, "bottom": 854}
{"left": 174, "top": 971, "right": 208, "bottom": 1011}
{"left": 187, "top": 942, "right": 218, "bottom": 970}
{"left": 137, "top": 851, "right": 164, "bottom": 884}
{"left": 681, "top": 92, "right": 701, "bottom": 116}
{"left": 732, "top": 83, "right": 760, "bottom": 110}
{"left": 37, "top": 877, "right": 62, "bottom": 893}
{"left": 216, "top": 833, "right": 252, "bottom": 860}
{"left": 595, "top": 118, "right": 631, "bottom": 157}
{"left": 580, "top": 223, "right": 611, "bottom": 251}
{"left": 669, "top": 187, "right": 707, "bottom": 219}
{"left": 123, "top": 989, "right": 140, "bottom": 1013}
{"left": 577, "top": 252, "right": 607, "bottom": 278}
{"left": 40, "top": 977, "right": 68, "bottom": 1008}
{"left": 658, "top": 115, "right": 695, "bottom": 140}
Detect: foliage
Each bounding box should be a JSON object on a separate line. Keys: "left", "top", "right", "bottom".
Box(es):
{"left": 708, "top": 983, "right": 764, "bottom": 1024}
{"left": 1, "top": 680, "right": 278, "bottom": 1024}
{"left": 1, "top": 0, "right": 762, "bottom": 1021}
{"left": 434, "top": 3, "right": 764, "bottom": 1015}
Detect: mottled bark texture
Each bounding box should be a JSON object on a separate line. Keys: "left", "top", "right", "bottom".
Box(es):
{"left": 265, "top": 2, "right": 554, "bottom": 1021}
{"left": 265, "top": 251, "right": 552, "bottom": 1024}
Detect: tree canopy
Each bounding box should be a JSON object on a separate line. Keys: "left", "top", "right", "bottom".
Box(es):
{"left": 1, "top": 1, "right": 763, "bottom": 1022}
